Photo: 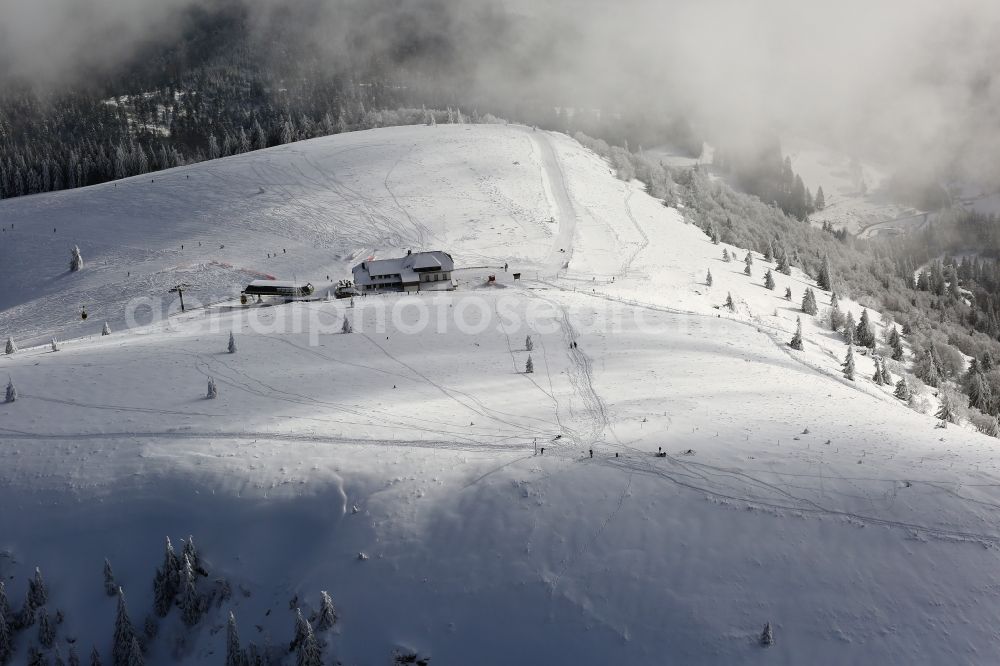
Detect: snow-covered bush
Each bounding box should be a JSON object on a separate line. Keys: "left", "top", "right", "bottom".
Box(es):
{"left": 102, "top": 322, "right": 111, "bottom": 336}
{"left": 51, "top": 338, "right": 59, "bottom": 352}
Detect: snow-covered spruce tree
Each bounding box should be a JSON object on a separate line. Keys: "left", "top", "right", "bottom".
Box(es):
{"left": 525, "top": 355, "right": 534, "bottom": 374}
{"left": 880, "top": 360, "right": 892, "bottom": 386}
{"left": 152, "top": 538, "right": 180, "bottom": 618}
{"left": 764, "top": 242, "right": 775, "bottom": 263}
{"left": 722, "top": 248, "right": 731, "bottom": 262}
{"left": 228, "top": 332, "right": 237, "bottom": 354}
{"left": 316, "top": 591, "right": 337, "bottom": 631}
{"left": 182, "top": 536, "right": 200, "bottom": 572}
{"left": 725, "top": 293, "right": 735, "bottom": 311}
{"left": 341, "top": 315, "right": 352, "bottom": 334}
{"left": 103, "top": 559, "right": 117, "bottom": 597}
{"left": 744, "top": 251, "right": 753, "bottom": 267}
{"left": 889, "top": 328, "right": 904, "bottom": 361}
{"left": 789, "top": 317, "right": 804, "bottom": 351}
{"left": 51, "top": 338, "right": 59, "bottom": 352}
{"left": 843, "top": 312, "right": 856, "bottom": 345}
{"left": 179, "top": 555, "right": 201, "bottom": 627}
{"left": 70, "top": 246, "right": 84, "bottom": 272}
{"left": 743, "top": 260, "right": 752, "bottom": 277}
{"left": 784, "top": 287, "right": 792, "bottom": 301}
{"left": 776, "top": 248, "right": 790, "bottom": 275}
{"left": 292, "top": 608, "right": 310, "bottom": 650}
{"left": 90, "top": 646, "right": 102, "bottom": 666}
{"left": 0, "top": 594, "right": 10, "bottom": 666}
{"left": 226, "top": 612, "right": 242, "bottom": 666}
{"left": 16, "top": 585, "right": 35, "bottom": 629}
{"left": 206, "top": 377, "right": 218, "bottom": 400}
{"left": 102, "top": 322, "right": 111, "bottom": 336}
{"left": 760, "top": 622, "right": 773, "bottom": 646}
{"left": 113, "top": 588, "right": 138, "bottom": 666}
{"left": 706, "top": 269, "right": 713, "bottom": 287}
{"left": 709, "top": 227, "right": 719, "bottom": 244}
{"left": 28, "top": 568, "right": 47, "bottom": 608}
{"left": 815, "top": 186, "right": 826, "bottom": 210}
{"left": 894, "top": 378, "right": 911, "bottom": 403}
{"left": 126, "top": 637, "right": 143, "bottom": 666}
{"left": 802, "top": 288, "right": 818, "bottom": 316}
{"left": 817, "top": 255, "right": 832, "bottom": 291}
{"left": 4, "top": 338, "right": 15, "bottom": 355}
{"left": 843, "top": 345, "right": 856, "bottom": 381}
{"left": 38, "top": 608, "right": 55, "bottom": 648}
{"left": 525, "top": 335, "right": 533, "bottom": 352}
{"left": 4, "top": 378, "right": 15, "bottom": 404}
{"left": 764, "top": 269, "right": 775, "bottom": 290}
{"left": 914, "top": 348, "right": 940, "bottom": 388}
{"left": 296, "top": 617, "right": 322, "bottom": 666}
{"left": 855, "top": 309, "right": 875, "bottom": 349}
{"left": 872, "top": 359, "right": 884, "bottom": 385}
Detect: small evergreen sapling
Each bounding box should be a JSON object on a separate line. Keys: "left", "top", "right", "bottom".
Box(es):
{"left": 802, "top": 288, "right": 818, "bottom": 316}
{"left": 525, "top": 355, "right": 534, "bottom": 374}
{"left": 784, "top": 287, "right": 792, "bottom": 301}
{"left": 525, "top": 335, "right": 533, "bottom": 352}
{"left": 4, "top": 378, "right": 15, "bottom": 404}
{"left": 880, "top": 359, "right": 892, "bottom": 385}
{"left": 872, "top": 359, "right": 884, "bottom": 385}
{"left": 227, "top": 332, "right": 237, "bottom": 354}
{"left": 760, "top": 622, "right": 774, "bottom": 646}
{"left": 51, "top": 338, "right": 59, "bottom": 352}
{"left": 725, "top": 293, "right": 735, "bottom": 311}
{"left": 706, "top": 269, "right": 713, "bottom": 286}
{"left": 722, "top": 248, "right": 731, "bottom": 262}
{"left": 789, "top": 317, "right": 804, "bottom": 351}
{"left": 102, "top": 322, "right": 111, "bottom": 336}
{"left": 4, "top": 338, "right": 15, "bottom": 355}
{"left": 341, "top": 315, "right": 352, "bottom": 334}
{"left": 206, "top": 377, "right": 218, "bottom": 400}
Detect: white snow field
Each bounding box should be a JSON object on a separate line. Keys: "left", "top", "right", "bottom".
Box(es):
{"left": 2, "top": 124, "right": 1000, "bottom": 665}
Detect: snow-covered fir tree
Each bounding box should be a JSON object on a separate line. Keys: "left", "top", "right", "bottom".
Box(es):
{"left": 764, "top": 242, "right": 775, "bottom": 263}
{"left": 28, "top": 568, "right": 47, "bottom": 608}
{"left": 51, "top": 338, "right": 59, "bottom": 352}
{"left": 817, "top": 255, "right": 832, "bottom": 291}
{"left": 38, "top": 608, "right": 55, "bottom": 648}
{"left": 152, "top": 538, "right": 180, "bottom": 618}
{"left": 802, "top": 288, "right": 818, "bottom": 316}
{"left": 70, "top": 246, "right": 84, "bottom": 272}
{"left": 525, "top": 335, "right": 533, "bottom": 352}
{"left": 0, "top": 591, "right": 10, "bottom": 666}
{"left": 894, "top": 377, "right": 911, "bottom": 401}
{"left": 525, "top": 355, "right": 534, "bottom": 374}
{"left": 316, "top": 591, "right": 337, "bottom": 631}
{"left": 889, "top": 328, "right": 904, "bottom": 361}
{"left": 104, "top": 559, "right": 117, "bottom": 597}
{"left": 843, "top": 312, "right": 856, "bottom": 345}
{"left": 113, "top": 588, "right": 138, "bottom": 666}
{"left": 784, "top": 286, "right": 792, "bottom": 300}
{"left": 228, "top": 332, "right": 237, "bottom": 354}
{"left": 179, "top": 555, "right": 201, "bottom": 627}
{"left": 775, "top": 247, "right": 791, "bottom": 275}
{"left": 4, "top": 338, "right": 15, "bottom": 355}
{"left": 815, "top": 186, "right": 826, "bottom": 210}
{"left": 126, "top": 637, "right": 143, "bottom": 666}
{"left": 744, "top": 251, "right": 753, "bottom": 267}
{"left": 843, "top": 345, "right": 856, "bottom": 381}
{"left": 880, "top": 359, "right": 892, "bottom": 385}
{"left": 4, "top": 378, "right": 15, "bottom": 404}
{"left": 341, "top": 315, "right": 352, "bottom": 334}
{"left": 722, "top": 248, "right": 731, "bottom": 262}
{"left": 725, "top": 293, "right": 735, "bottom": 311}
{"left": 761, "top": 622, "right": 774, "bottom": 646}
{"left": 855, "top": 309, "right": 876, "bottom": 349}
{"left": 90, "top": 646, "right": 102, "bottom": 666}
{"left": 764, "top": 269, "right": 775, "bottom": 290}
{"left": 226, "top": 612, "right": 242, "bottom": 666}
{"left": 872, "top": 359, "right": 884, "bottom": 385}
{"left": 182, "top": 536, "right": 200, "bottom": 571}
{"left": 789, "top": 317, "right": 804, "bottom": 351}
{"left": 102, "top": 322, "right": 111, "bottom": 336}
{"left": 296, "top": 617, "right": 322, "bottom": 666}
{"left": 206, "top": 377, "right": 218, "bottom": 400}
{"left": 706, "top": 269, "right": 713, "bottom": 286}
{"left": 743, "top": 260, "right": 752, "bottom": 277}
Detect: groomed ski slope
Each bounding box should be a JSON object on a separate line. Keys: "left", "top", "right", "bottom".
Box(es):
{"left": 2, "top": 124, "right": 1000, "bottom": 665}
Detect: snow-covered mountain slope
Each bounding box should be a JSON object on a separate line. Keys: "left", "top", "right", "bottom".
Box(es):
{"left": 2, "top": 125, "right": 1000, "bottom": 665}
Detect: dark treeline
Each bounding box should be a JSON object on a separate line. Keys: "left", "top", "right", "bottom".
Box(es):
{"left": 713, "top": 138, "right": 824, "bottom": 221}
